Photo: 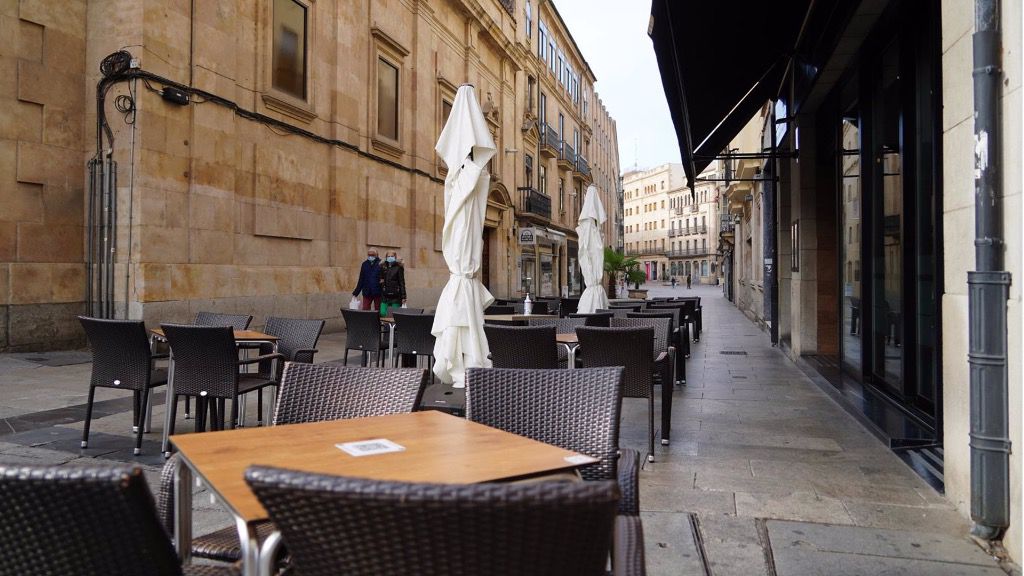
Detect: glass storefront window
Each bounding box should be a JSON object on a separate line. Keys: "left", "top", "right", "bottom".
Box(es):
{"left": 540, "top": 254, "right": 554, "bottom": 296}
{"left": 841, "top": 108, "right": 862, "bottom": 374}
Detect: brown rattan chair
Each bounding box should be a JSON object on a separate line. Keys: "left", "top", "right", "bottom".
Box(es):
{"left": 483, "top": 325, "right": 559, "bottom": 369}
{"left": 569, "top": 312, "right": 614, "bottom": 327}
{"left": 246, "top": 466, "right": 641, "bottom": 576}
{"left": 465, "top": 366, "right": 639, "bottom": 516}
{"left": 613, "top": 317, "right": 675, "bottom": 446}
{"left": 78, "top": 317, "right": 168, "bottom": 455}
{"left": 160, "top": 324, "right": 283, "bottom": 455}
{"left": 340, "top": 309, "right": 388, "bottom": 366}
{"left": 0, "top": 463, "right": 237, "bottom": 576}
{"left": 577, "top": 326, "right": 657, "bottom": 462}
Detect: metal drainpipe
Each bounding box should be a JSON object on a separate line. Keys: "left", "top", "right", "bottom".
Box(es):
{"left": 968, "top": 0, "right": 1011, "bottom": 541}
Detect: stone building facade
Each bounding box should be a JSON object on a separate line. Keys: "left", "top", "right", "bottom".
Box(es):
{"left": 623, "top": 162, "right": 720, "bottom": 284}
{"left": 0, "top": 0, "right": 619, "bottom": 350}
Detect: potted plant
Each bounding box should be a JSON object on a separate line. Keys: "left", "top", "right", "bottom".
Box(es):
{"left": 603, "top": 247, "right": 647, "bottom": 299}
{"left": 626, "top": 266, "right": 648, "bottom": 299}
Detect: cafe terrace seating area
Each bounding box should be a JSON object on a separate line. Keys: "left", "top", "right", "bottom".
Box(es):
{"left": 0, "top": 295, "right": 702, "bottom": 575}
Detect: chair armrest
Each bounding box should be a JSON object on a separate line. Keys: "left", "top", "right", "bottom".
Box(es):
{"left": 617, "top": 448, "right": 640, "bottom": 516}
{"left": 654, "top": 351, "right": 669, "bottom": 364}
{"left": 150, "top": 352, "right": 170, "bottom": 360}
{"left": 293, "top": 348, "right": 318, "bottom": 364}
{"left": 238, "top": 353, "right": 285, "bottom": 366}
{"left": 613, "top": 514, "right": 647, "bottom": 576}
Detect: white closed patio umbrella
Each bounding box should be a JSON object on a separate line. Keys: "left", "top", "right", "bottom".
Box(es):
{"left": 576, "top": 184, "right": 609, "bottom": 314}
{"left": 431, "top": 84, "right": 496, "bottom": 387}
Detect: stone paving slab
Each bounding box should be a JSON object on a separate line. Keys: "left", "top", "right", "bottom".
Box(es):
{"left": 768, "top": 520, "right": 1006, "bottom": 575}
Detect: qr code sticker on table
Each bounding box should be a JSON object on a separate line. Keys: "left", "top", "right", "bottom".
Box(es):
{"left": 336, "top": 438, "right": 406, "bottom": 457}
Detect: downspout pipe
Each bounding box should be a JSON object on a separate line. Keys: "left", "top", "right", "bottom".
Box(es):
{"left": 968, "top": 0, "right": 1011, "bottom": 541}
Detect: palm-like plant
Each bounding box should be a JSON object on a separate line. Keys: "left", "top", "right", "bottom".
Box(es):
{"left": 604, "top": 247, "right": 646, "bottom": 294}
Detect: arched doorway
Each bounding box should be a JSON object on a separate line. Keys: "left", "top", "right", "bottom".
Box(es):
{"left": 485, "top": 183, "right": 513, "bottom": 296}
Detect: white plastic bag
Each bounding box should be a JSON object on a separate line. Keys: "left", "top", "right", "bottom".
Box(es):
{"left": 349, "top": 296, "right": 362, "bottom": 310}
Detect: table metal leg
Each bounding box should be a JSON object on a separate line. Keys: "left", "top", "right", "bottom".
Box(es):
{"left": 562, "top": 343, "right": 578, "bottom": 369}
{"left": 173, "top": 457, "right": 193, "bottom": 563}
{"left": 265, "top": 342, "right": 279, "bottom": 425}
{"left": 257, "top": 530, "right": 284, "bottom": 576}
{"left": 387, "top": 323, "right": 396, "bottom": 366}
{"left": 162, "top": 357, "right": 175, "bottom": 456}
{"left": 237, "top": 516, "right": 261, "bottom": 576}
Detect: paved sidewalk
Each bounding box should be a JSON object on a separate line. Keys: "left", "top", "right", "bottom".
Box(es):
{"left": 0, "top": 285, "right": 1016, "bottom": 575}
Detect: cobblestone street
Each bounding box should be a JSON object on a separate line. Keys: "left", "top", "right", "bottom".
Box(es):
{"left": 0, "top": 284, "right": 1016, "bottom": 574}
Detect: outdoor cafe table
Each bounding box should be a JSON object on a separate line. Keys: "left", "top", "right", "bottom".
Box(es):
{"left": 169, "top": 410, "right": 599, "bottom": 576}
{"left": 150, "top": 328, "right": 281, "bottom": 454}
{"left": 556, "top": 332, "right": 580, "bottom": 369}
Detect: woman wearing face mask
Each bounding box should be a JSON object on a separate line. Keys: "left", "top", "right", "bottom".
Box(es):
{"left": 378, "top": 251, "right": 407, "bottom": 316}
{"left": 352, "top": 249, "right": 383, "bottom": 311}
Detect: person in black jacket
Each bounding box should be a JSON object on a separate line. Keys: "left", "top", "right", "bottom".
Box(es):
{"left": 352, "top": 249, "right": 382, "bottom": 310}
{"left": 379, "top": 251, "right": 407, "bottom": 316}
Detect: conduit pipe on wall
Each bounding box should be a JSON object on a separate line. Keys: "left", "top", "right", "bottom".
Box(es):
{"left": 968, "top": 0, "right": 1011, "bottom": 541}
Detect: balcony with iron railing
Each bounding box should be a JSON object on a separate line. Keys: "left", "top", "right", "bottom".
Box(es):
{"left": 559, "top": 142, "right": 577, "bottom": 170}
{"left": 626, "top": 247, "right": 666, "bottom": 257}
{"left": 575, "top": 156, "right": 591, "bottom": 180}
{"left": 720, "top": 220, "right": 735, "bottom": 236}
{"left": 668, "top": 228, "right": 681, "bottom": 238}
{"left": 540, "top": 124, "right": 560, "bottom": 158}
{"left": 666, "top": 248, "right": 710, "bottom": 258}
{"left": 517, "top": 187, "right": 551, "bottom": 220}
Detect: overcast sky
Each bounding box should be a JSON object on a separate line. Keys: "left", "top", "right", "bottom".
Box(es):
{"left": 554, "top": 0, "right": 681, "bottom": 174}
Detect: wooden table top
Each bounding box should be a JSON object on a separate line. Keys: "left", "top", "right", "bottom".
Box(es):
{"left": 150, "top": 328, "right": 278, "bottom": 341}
{"left": 171, "top": 411, "right": 598, "bottom": 522}
{"left": 555, "top": 333, "right": 579, "bottom": 344}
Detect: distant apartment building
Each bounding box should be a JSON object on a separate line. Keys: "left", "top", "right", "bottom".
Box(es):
{"left": 623, "top": 163, "right": 721, "bottom": 283}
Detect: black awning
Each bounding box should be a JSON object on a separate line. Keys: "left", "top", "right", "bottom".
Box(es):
{"left": 649, "top": 0, "right": 811, "bottom": 189}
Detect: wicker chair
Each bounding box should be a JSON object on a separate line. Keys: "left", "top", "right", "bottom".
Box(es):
{"left": 78, "top": 317, "right": 167, "bottom": 455}
{"left": 484, "top": 325, "right": 559, "bottom": 369}
{"left": 274, "top": 363, "right": 427, "bottom": 425}
{"left": 465, "top": 367, "right": 639, "bottom": 516}
{"left": 160, "top": 324, "right": 282, "bottom": 454}
{"left": 608, "top": 303, "right": 643, "bottom": 311}
{"left": 391, "top": 312, "right": 436, "bottom": 371}
{"left": 246, "top": 466, "right": 639, "bottom": 576}
{"left": 648, "top": 303, "right": 692, "bottom": 355}
{"left": 0, "top": 464, "right": 237, "bottom": 576}
{"left": 577, "top": 326, "right": 656, "bottom": 462}
{"left": 613, "top": 318, "right": 675, "bottom": 446}
{"left": 185, "top": 312, "right": 254, "bottom": 420}
{"left": 559, "top": 297, "right": 581, "bottom": 317}
{"left": 569, "top": 312, "right": 613, "bottom": 327}
{"left": 194, "top": 311, "right": 252, "bottom": 329}
{"left": 340, "top": 309, "right": 388, "bottom": 366}
{"left": 255, "top": 316, "right": 325, "bottom": 380}
{"left": 599, "top": 308, "right": 645, "bottom": 319}
{"left": 157, "top": 362, "right": 428, "bottom": 564}
{"left": 536, "top": 297, "right": 561, "bottom": 316}
{"left": 630, "top": 310, "right": 687, "bottom": 381}
{"left": 527, "top": 317, "right": 587, "bottom": 367}
{"left": 484, "top": 304, "right": 515, "bottom": 315}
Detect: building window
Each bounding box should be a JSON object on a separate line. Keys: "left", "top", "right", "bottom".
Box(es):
{"left": 524, "top": 153, "right": 533, "bottom": 188}
{"left": 525, "top": 0, "right": 532, "bottom": 38}
{"left": 538, "top": 164, "right": 546, "bottom": 194}
{"left": 377, "top": 57, "right": 399, "bottom": 141}
{"left": 272, "top": 0, "right": 307, "bottom": 99}
{"left": 538, "top": 21, "right": 546, "bottom": 59}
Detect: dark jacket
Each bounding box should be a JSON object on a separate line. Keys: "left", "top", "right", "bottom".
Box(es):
{"left": 380, "top": 262, "right": 406, "bottom": 302}
{"left": 353, "top": 259, "right": 382, "bottom": 297}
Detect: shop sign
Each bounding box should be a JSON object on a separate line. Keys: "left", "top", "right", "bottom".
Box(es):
{"left": 518, "top": 227, "right": 536, "bottom": 244}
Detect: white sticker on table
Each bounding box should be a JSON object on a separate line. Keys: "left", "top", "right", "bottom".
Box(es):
{"left": 564, "top": 455, "right": 593, "bottom": 464}
{"left": 336, "top": 438, "right": 406, "bottom": 457}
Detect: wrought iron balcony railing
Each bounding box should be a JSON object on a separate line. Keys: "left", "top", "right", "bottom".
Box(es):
{"left": 518, "top": 187, "right": 551, "bottom": 220}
